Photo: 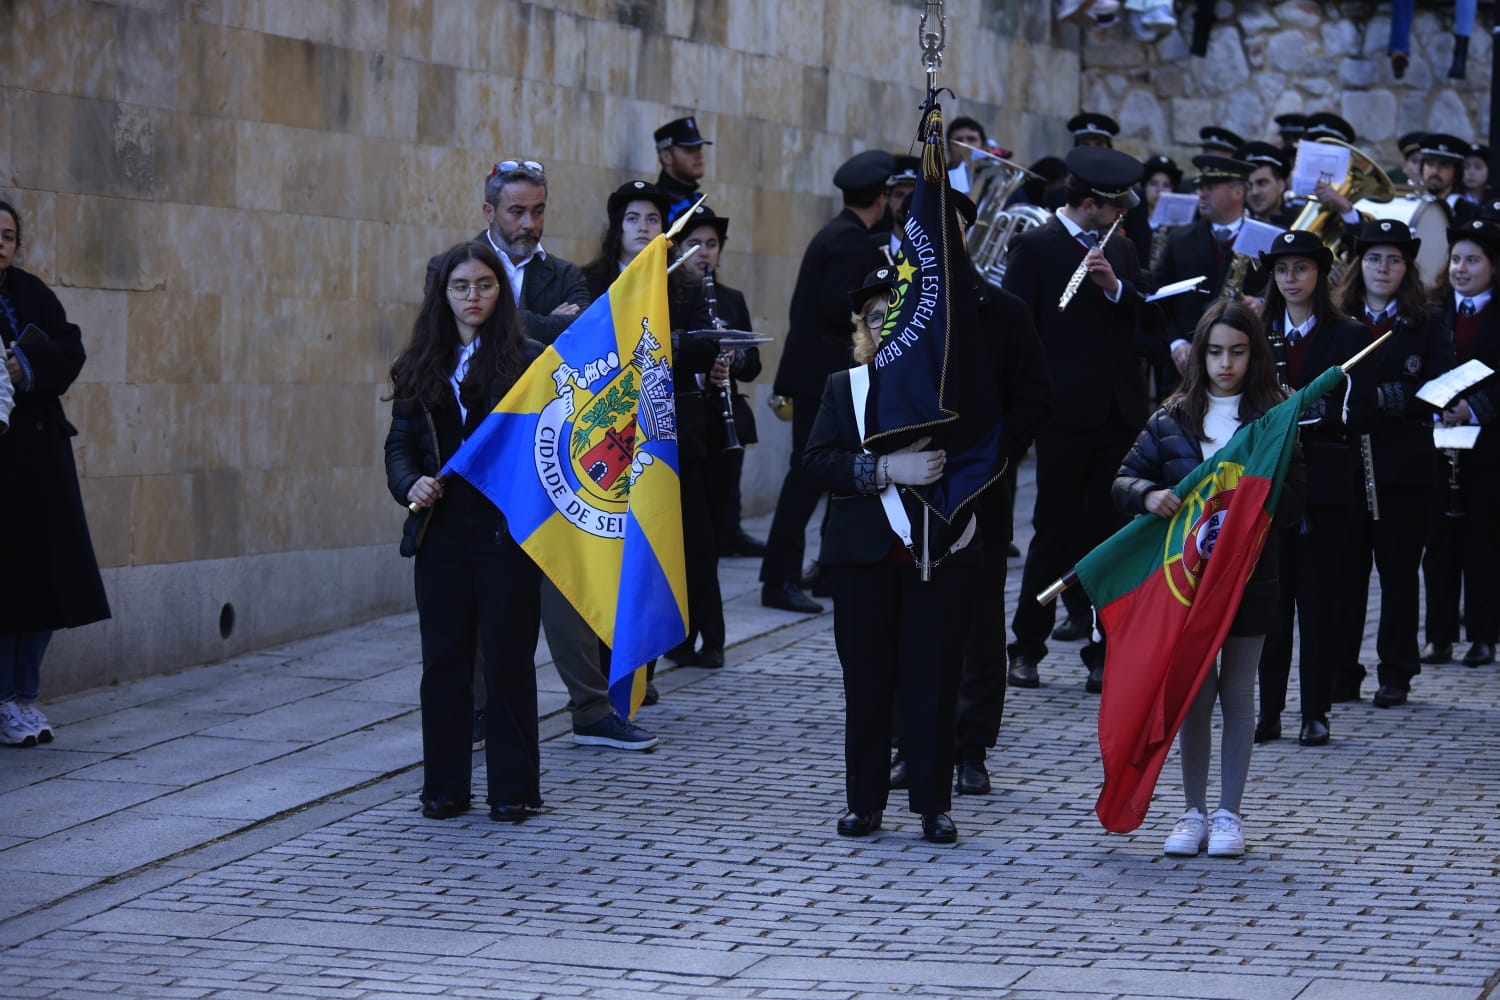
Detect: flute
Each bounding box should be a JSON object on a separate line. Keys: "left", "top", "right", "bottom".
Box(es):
{"left": 1058, "top": 215, "right": 1122, "bottom": 312}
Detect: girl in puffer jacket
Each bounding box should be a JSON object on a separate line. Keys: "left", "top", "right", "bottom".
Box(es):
{"left": 1112, "top": 300, "right": 1305, "bottom": 859}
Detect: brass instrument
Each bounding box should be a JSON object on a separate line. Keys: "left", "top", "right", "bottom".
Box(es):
{"left": 962, "top": 146, "right": 1049, "bottom": 285}
{"left": 1220, "top": 252, "right": 1253, "bottom": 301}
{"left": 1288, "top": 137, "right": 1397, "bottom": 254}
{"left": 701, "top": 268, "right": 743, "bottom": 452}
{"left": 1058, "top": 215, "right": 1122, "bottom": 311}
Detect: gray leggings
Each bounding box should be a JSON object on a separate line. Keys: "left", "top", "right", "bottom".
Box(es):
{"left": 1178, "top": 634, "right": 1263, "bottom": 816}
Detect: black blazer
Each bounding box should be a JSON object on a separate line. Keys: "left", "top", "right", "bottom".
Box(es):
{"left": 1358, "top": 308, "right": 1454, "bottom": 485}
{"left": 1155, "top": 218, "right": 1235, "bottom": 343}
{"left": 1439, "top": 296, "right": 1500, "bottom": 462}
{"left": 1000, "top": 215, "right": 1150, "bottom": 431}
{"left": 1272, "top": 313, "right": 1376, "bottom": 506}
{"left": 425, "top": 235, "right": 591, "bottom": 345}
{"left": 773, "top": 209, "right": 884, "bottom": 398}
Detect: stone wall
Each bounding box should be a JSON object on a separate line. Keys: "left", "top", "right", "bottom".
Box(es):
{"left": 0, "top": 0, "right": 1082, "bottom": 694}
{"left": 1077, "top": 1, "right": 1492, "bottom": 170}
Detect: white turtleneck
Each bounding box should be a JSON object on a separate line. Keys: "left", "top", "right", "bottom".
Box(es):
{"left": 1203, "top": 392, "right": 1242, "bottom": 454}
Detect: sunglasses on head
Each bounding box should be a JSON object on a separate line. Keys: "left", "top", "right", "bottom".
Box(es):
{"left": 488, "top": 159, "right": 545, "bottom": 180}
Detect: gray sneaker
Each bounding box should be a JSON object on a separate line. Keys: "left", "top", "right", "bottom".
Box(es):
{"left": 572, "top": 712, "right": 660, "bottom": 751}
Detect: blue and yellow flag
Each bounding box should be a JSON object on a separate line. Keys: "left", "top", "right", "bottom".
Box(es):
{"left": 864, "top": 96, "right": 1003, "bottom": 553}
{"left": 441, "top": 235, "right": 688, "bottom": 717}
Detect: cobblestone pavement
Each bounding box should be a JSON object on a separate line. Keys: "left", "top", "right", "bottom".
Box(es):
{"left": 3, "top": 478, "right": 1499, "bottom": 998}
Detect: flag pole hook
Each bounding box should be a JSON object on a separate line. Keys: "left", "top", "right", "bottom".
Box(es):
{"left": 919, "top": 1, "right": 946, "bottom": 93}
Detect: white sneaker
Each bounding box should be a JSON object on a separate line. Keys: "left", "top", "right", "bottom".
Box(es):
{"left": 1141, "top": 6, "right": 1177, "bottom": 28}
{"left": 1207, "top": 809, "right": 1246, "bottom": 857}
{"left": 1162, "top": 808, "right": 1207, "bottom": 856}
{"left": 16, "top": 702, "right": 53, "bottom": 744}
{"left": 0, "top": 699, "right": 39, "bottom": 747}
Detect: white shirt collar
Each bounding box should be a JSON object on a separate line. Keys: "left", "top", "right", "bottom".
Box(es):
{"left": 1364, "top": 299, "right": 1397, "bottom": 323}
{"left": 1284, "top": 310, "right": 1317, "bottom": 341}
{"left": 450, "top": 338, "right": 480, "bottom": 423}
{"left": 486, "top": 231, "right": 546, "bottom": 305}
{"left": 1455, "top": 288, "right": 1493, "bottom": 313}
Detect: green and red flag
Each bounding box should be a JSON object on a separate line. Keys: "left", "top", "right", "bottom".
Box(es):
{"left": 1075, "top": 365, "right": 1344, "bottom": 834}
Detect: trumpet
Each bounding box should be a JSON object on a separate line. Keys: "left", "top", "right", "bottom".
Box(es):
{"left": 1058, "top": 215, "right": 1122, "bottom": 312}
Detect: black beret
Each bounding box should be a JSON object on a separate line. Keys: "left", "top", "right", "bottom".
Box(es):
{"left": 1469, "top": 143, "right": 1490, "bottom": 160}
{"left": 1398, "top": 131, "right": 1427, "bottom": 156}
{"left": 834, "top": 149, "right": 898, "bottom": 192}
{"left": 1448, "top": 217, "right": 1500, "bottom": 252}
{"left": 1260, "top": 229, "right": 1334, "bottom": 271}
{"left": 1420, "top": 133, "right": 1469, "bottom": 164}
{"left": 1068, "top": 112, "right": 1120, "bottom": 142}
{"left": 1274, "top": 113, "right": 1309, "bottom": 136}
{"left": 1064, "top": 147, "right": 1142, "bottom": 207}
{"left": 607, "top": 180, "right": 674, "bottom": 218}
{"left": 682, "top": 203, "right": 728, "bottom": 240}
{"left": 1352, "top": 219, "right": 1420, "bottom": 259}
{"left": 1192, "top": 154, "right": 1255, "bottom": 183}
{"left": 1140, "top": 154, "right": 1182, "bottom": 188}
{"left": 1199, "top": 126, "right": 1246, "bottom": 154}
{"left": 653, "top": 116, "right": 712, "bottom": 149}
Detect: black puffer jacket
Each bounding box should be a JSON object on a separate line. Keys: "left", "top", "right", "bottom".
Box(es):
{"left": 1112, "top": 400, "right": 1306, "bottom": 636}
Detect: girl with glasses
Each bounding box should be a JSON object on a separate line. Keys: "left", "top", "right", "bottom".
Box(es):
{"left": 384, "top": 241, "right": 546, "bottom": 824}
{"left": 1253, "top": 230, "right": 1376, "bottom": 749}
{"left": 1331, "top": 222, "right": 1454, "bottom": 708}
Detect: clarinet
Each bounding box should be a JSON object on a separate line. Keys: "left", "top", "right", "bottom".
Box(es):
{"left": 1359, "top": 434, "right": 1380, "bottom": 520}
{"left": 701, "top": 269, "right": 743, "bottom": 452}
{"left": 1444, "top": 448, "right": 1465, "bottom": 518}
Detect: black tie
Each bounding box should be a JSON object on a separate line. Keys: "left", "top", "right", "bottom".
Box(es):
{"left": 1461, "top": 298, "right": 1477, "bottom": 317}
{"left": 1213, "top": 226, "right": 1233, "bottom": 246}
{"left": 1285, "top": 326, "right": 1302, "bottom": 346}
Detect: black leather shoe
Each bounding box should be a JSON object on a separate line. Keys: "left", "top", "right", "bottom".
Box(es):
{"left": 664, "top": 640, "right": 696, "bottom": 663}
{"left": 955, "top": 753, "right": 991, "bottom": 795}
{"left": 1462, "top": 642, "right": 1495, "bottom": 667}
{"left": 837, "top": 810, "right": 882, "bottom": 837}
{"left": 1253, "top": 715, "right": 1281, "bottom": 743}
{"left": 921, "top": 813, "right": 958, "bottom": 844}
{"left": 642, "top": 682, "right": 660, "bottom": 707}
{"left": 489, "top": 804, "right": 535, "bottom": 824}
{"left": 1330, "top": 680, "right": 1363, "bottom": 703}
{"left": 1372, "top": 684, "right": 1409, "bottom": 708}
{"left": 421, "top": 796, "right": 470, "bottom": 820}
{"left": 722, "top": 533, "right": 767, "bottom": 558}
{"left": 1008, "top": 653, "right": 1040, "bottom": 688}
{"left": 801, "top": 567, "right": 833, "bottom": 598}
{"left": 1085, "top": 665, "right": 1105, "bottom": 694}
{"left": 1298, "top": 717, "right": 1331, "bottom": 747}
{"left": 1420, "top": 642, "right": 1453, "bottom": 665}
{"left": 692, "top": 647, "right": 725, "bottom": 669}
{"left": 1052, "top": 615, "right": 1091, "bottom": 642}
{"left": 762, "top": 582, "right": 824, "bottom": 614}
{"left": 889, "top": 754, "right": 909, "bottom": 789}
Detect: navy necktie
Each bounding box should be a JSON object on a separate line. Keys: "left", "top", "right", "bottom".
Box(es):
{"left": 1079, "top": 230, "right": 1099, "bottom": 250}
{"left": 1461, "top": 298, "right": 1477, "bottom": 317}
{"left": 1213, "top": 226, "right": 1233, "bottom": 246}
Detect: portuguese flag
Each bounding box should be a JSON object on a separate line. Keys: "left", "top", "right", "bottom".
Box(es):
{"left": 1076, "top": 365, "right": 1344, "bottom": 834}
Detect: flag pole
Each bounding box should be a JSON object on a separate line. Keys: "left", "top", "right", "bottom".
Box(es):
{"left": 1037, "top": 330, "right": 1397, "bottom": 603}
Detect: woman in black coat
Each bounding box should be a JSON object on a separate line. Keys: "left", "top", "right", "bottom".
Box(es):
{"left": 384, "top": 241, "right": 545, "bottom": 823}
{"left": 0, "top": 200, "right": 110, "bottom": 748}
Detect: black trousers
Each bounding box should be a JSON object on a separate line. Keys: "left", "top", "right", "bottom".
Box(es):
{"left": 760, "top": 392, "right": 823, "bottom": 585}
{"left": 955, "top": 529, "right": 1011, "bottom": 751}
{"left": 1258, "top": 505, "right": 1360, "bottom": 723}
{"left": 680, "top": 457, "right": 725, "bottom": 652}
{"left": 831, "top": 560, "right": 977, "bottom": 817}
{"left": 706, "top": 439, "right": 746, "bottom": 546}
{"left": 1424, "top": 453, "right": 1500, "bottom": 644}
{"left": 414, "top": 539, "right": 541, "bottom": 807}
{"left": 1011, "top": 421, "right": 1135, "bottom": 665}
{"left": 1344, "top": 483, "right": 1429, "bottom": 689}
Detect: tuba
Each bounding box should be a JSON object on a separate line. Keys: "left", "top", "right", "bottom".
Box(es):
{"left": 1288, "top": 137, "right": 1397, "bottom": 255}
{"left": 966, "top": 154, "right": 1051, "bottom": 285}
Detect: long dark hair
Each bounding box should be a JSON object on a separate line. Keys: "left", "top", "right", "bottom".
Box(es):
{"left": 1429, "top": 236, "right": 1499, "bottom": 306}
{"left": 1167, "top": 299, "right": 1287, "bottom": 442}
{"left": 1334, "top": 243, "right": 1428, "bottom": 322}
{"left": 582, "top": 203, "right": 633, "bottom": 301}
{"left": 389, "top": 241, "right": 525, "bottom": 409}
{"left": 0, "top": 199, "right": 21, "bottom": 255}
{"left": 1262, "top": 252, "right": 1345, "bottom": 332}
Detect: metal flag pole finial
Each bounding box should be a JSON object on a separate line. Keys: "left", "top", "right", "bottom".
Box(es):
{"left": 919, "top": 1, "right": 946, "bottom": 91}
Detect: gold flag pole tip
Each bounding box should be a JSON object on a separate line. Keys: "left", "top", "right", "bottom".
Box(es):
{"left": 664, "top": 195, "right": 709, "bottom": 241}
{"left": 1341, "top": 329, "right": 1395, "bottom": 372}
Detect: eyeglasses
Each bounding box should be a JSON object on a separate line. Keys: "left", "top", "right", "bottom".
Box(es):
{"left": 1272, "top": 262, "right": 1317, "bottom": 279}
{"left": 487, "top": 159, "right": 545, "bottom": 180}
{"left": 447, "top": 279, "right": 500, "bottom": 299}
{"left": 861, "top": 308, "right": 889, "bottom": 332}
{"left": 1362, "top": 253, "right": 1406, "bottom": 271}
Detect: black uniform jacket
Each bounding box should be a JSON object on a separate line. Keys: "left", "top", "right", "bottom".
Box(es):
{"left": 1439, "top": 296, "right": 1500, "bottom": 462}
{"left": 1001, "top": 215, "right": 1150, "bottom": 431}
{"left": 1112, "top": 401, "right": 1306, "bottom": 635}
{"left": 1272, "top": 313, "right": 1378, "bottom": 506}
{"left": 1360, "top": 308, "right": 1454, "bottom": 484}
{"left": 1156, "top": 218, "right": 1238, "bottom": 343}
{"left": 425, "top": 236, "right": 591, "bottom": 345}
{"left": 773, "top": 208, "right": 884, "bottom": 398}
{"left": 700, "top": 281, "right": 762, "bottom": 447}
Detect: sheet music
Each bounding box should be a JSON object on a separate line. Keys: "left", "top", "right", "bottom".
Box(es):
{"left": 1145, "top": 276, "right": 1207, "bottom": 302}
{"left": 1149, "top": 193, "right": 1197, "bottom": 228}
{"left": 1417, "top": 359, "right": 1495, "bottom": 409}
{"left": 1234, "top": 218, "right": 1285, "bottom": 258}
{"left": 1434, "top": 425, "right": 1481, "bottom": 450}
{"left": 1290, "top": 142, "right": 1351, "bottom": 197}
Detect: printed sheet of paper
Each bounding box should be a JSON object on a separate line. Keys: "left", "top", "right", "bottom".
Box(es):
{"left": 1234, "top": 218, "right": 1286, "bottom": 259}
{"left": 1434, "top": 425, "right": 1482, "bottom": 450}
{"left": 1149, "top": 192, "right": 1198, "bottom": 227}
{"left": 1145, "top": 276, "right": 1207, "bottom": 302}
{"left": 1417, "top": 359, "right": 1495, "bottom": 409}
{"left": 1290, "top": 142, "right": 1351, "bottom": 197}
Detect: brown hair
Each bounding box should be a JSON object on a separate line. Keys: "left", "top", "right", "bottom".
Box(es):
{"left": 1167, "top": 299, "right": 1287, "bottom": 441}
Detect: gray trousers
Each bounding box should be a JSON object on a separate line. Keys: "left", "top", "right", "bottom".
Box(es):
{"left": 473, "top": 578, "right": 613, "bottom": 728}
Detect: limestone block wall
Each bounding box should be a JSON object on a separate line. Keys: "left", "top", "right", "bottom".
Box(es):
{"left": 1077, "top": 1, "right": 1491, "bottom": 170}
{"left": 0, "top": 0, "right": 1079, "bottom": 693}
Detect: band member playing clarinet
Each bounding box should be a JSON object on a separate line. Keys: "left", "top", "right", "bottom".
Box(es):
{"left": 1332, "top": 221, "right": 1453, "bottom": 708}
{"left": 1421, "top": 219, "right": 1500, "bottom": 670}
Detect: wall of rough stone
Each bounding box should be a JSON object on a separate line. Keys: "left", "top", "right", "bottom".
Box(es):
{"left": 1076, "top": 1, "right": 1492, "bottom": 172}
{"left": 1, "top": 0, "right": 1085, "bottom": 693}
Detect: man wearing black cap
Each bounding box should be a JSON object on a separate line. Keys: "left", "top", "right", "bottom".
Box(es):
{"left": 760, "top": 149, "right": 894, "bottom": 614}
{"left": 1274, "top": 113, "right": 1309, "bottom": 153}
{"left": 654, "top": 116, "right": 712, "bottom": 225}
{"left": 1392, "top": 132, "right": 1426, "bottom": 187}
{"left": 1418, "top": 133, "right": 1468, "bottom": 214}
{"left": 1068, "top": 112, "right": 1119, "bottom": 149}
{"left": 1304, "top": 112, "right": 1356, "bottom": 146}
{"left": 1199, "top": 126, "right": 1245, "bottom": 158}
{"left": 1156, "top": 155, "right": 1254, "bottom": 370}
{"left": 1001, "top": 146, "right": 1151, "bottom": 693}
{"left": 1237, "top": 142, "right": 1298, "bottom": 227}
